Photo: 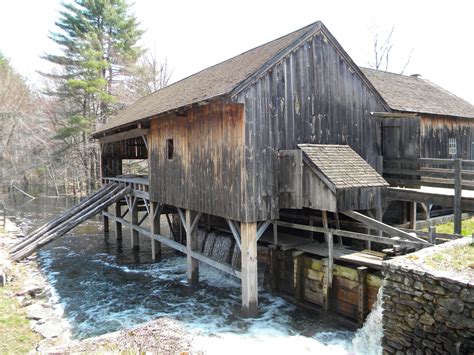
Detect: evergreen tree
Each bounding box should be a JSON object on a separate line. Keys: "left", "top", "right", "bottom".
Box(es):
{"left": 42, "top": 0, "right": 143, "bottom": 191}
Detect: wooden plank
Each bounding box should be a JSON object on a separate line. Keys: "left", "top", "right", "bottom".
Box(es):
{"left": 278, "top": 150, "right": 303, "bottom": 208}
{"left": 342, "top": 211, "right": 428, "bottom": 244}
{"left": 99, "top": 129, "right": 149, "bottom": 144}
{"left": 130, "top": 197, "right": 139, "bottom": 250}
{"left": 357, "top": 266, "right": 368, "bottom": 325}
{"left": 185, "top": 209, "right": 199, "bottom": 286}
{"left": 241, "top": 222, "right": 258, "bottom": 317}
{"left": 454, "top": 159, "right": 462, "bottom": 234}
{"left": 190, "top": 250, "right": 241, "bottom": 279}
{"left": 151, "top": 202, "right": 162, "bottom": 261}
{"left": 115, "top": 201, "right": 122, "bottom": 241}
{"left": 409, "top": 202, "right": 417, "bottom": 230}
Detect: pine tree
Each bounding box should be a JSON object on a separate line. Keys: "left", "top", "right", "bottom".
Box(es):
{"left": 42, "top": 0, "right": 143, "bottom": 192}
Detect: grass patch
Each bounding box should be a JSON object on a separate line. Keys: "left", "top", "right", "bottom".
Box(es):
{"left": 422, "top": 217, "right": 474, "bottom": 236}
{"left": 0, "top": 264, "right": 41, "bottom": 354}
{"left": 425, "top": 243, "right": 474, "bottom": 272}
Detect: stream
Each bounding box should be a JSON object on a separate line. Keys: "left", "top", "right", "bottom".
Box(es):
{"left": 6, "top": 196, "right": 383, "bottom": 354}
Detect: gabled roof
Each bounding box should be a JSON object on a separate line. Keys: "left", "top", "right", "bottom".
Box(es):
{"left": 94, "top": 21, "right": 386, "bottom": 137}
{"left": 298, "top": 144, "right": 388, "bottom": 190}
{"left": 361, "top": 67, "right": 474, "bottom": 119}
{"left": 94, "top": 22, "right": 321, "bottom": 136}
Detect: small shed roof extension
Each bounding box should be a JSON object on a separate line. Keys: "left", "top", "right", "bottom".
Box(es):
{"left": 298, "top": 144, "right": 388, "bottom": 190}
{"left": 361, "top": 67, "right": 474, "bottom": 119}
{"left": 94, "top": 21, "right": 385, "bottom": 137}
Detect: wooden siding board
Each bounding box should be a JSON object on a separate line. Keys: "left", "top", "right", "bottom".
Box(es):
{"left": 235, "top": 32, "right": 387, "bottom": 221}
{"left": 149, "top": 102, "right": 244, "bottom": 221}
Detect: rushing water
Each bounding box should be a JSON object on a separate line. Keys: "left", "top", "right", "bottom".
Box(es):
{"left": 6, "top": 196, "right": 383, "bottom": 354}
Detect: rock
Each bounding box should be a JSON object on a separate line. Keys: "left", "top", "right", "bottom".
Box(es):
{"left": 32, "top": 318, "right": 66, "bottom": 339}
{"left": 419, "top": 313, "right": 435, "bottom": 326}
{"left": 405, "top": 313, "right": 418, "bottom": 329}
{"left": 438, "top": 298, "right": 464, "bottom": 313}
{"left": 25, "top": 303, "right": 50, "bottom": 320}
{"left": 434, "top": 306, "right": 450, "bottom": 321}
{"left": 17, "top": 285, "right": 43, "bottom": 298}
{"left": 460, "top": 288, "right": 474, "bottom": 303}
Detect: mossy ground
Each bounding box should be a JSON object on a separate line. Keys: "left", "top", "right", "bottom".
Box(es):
{"left": 422, "top": 217, "right": 474, "bottom": 236}
{"left": 0, "top": 263, "right": 41, "bottom": 354}
{"left": 424, "top": 242, "right": 474, "bottom": 272}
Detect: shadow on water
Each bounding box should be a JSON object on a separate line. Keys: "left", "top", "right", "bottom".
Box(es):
{"left": 7, "top": 196, "right": 358, "bottom": 353}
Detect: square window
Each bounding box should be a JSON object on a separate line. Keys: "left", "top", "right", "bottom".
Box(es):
{"left": 166, "top": 139, "right": 174, "bottom": 160}
{"left": 448, "top": 138, "right": 457, "bottom": 155}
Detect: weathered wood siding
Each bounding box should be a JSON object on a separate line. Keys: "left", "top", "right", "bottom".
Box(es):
{"left": 148, "top": 102, "right": 244, "bottom": 221}
{"left": 420, "top": 114, "right": 473, "bottom": 159}
{"left": 234, "top": 31, "right": 387, "bottom": 221}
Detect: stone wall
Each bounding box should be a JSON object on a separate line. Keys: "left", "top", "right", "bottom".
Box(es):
{"left": 382, "top": 238, "right": 473, "bottom": 354}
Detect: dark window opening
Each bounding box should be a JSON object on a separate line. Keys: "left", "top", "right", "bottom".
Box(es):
{"left": 166, "top": 139, "right": 174, "bottom": 160}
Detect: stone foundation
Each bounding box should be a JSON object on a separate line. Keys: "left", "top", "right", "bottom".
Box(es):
{"left": 382, "top": 238, "right": 473, "bottom": 354}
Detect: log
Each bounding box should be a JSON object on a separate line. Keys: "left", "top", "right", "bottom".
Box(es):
{"left": 10, "top": 183, "right": 116, "bottom": 253}
{"left": 12, "top": 185, "right": 131, "bottom": 260}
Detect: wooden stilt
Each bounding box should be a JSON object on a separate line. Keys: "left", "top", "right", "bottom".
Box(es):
{"left": 409, "top": 202, "right": 417, "bottom": 230}
{"left": 151, "top": 202, "right": 162, "bottom": 262}
{"left": 130, "top": 197, "right": 139, "bottom": 250}
{"left": 103, "top": 206, "right": 109, "bottom": 235}
{"left": 293, "top": 251, "right": 304, "bottom": 301}
{"left": 185, "top": 209, "right": 199, "bottom": 286}
{"left": 115, "top": 201, "right": 122, "bottom": 242}
{"left": 428, "top": 226, "right": 436, "bottom": 245}
{"left": 241, "top": 222, "right": 258, "bottom": 317}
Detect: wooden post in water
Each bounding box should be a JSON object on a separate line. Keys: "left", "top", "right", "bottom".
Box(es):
{"left": 185, "top": 209, "right": 199, "bottom": 286}
{"left": 103, "top": 206, "right": 109, "bottom": 236}
{"left": 454, "top": 159, "right": 462, "bottom": 235}
{"left": 115, "top": 201, "right": 122, "bottom": 242}
{"left": 357, "top": 266, "right": 368, "bottom": 325}
{"left": 241, "top": 222, "right": 258, "bottom": 317}
{"left": 130, "top": 197, "right": 139, "bottom": 250}
{"left": 151, "top": 202, "right": 162, "bottom": 261}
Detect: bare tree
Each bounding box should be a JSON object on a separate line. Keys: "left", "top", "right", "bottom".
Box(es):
{"left": 368, "top": 22, "right": 414, "bottom": 74}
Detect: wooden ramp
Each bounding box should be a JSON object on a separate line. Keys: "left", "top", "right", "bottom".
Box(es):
{"left": 10, "top": 183, "right": 131, "bottom": 261}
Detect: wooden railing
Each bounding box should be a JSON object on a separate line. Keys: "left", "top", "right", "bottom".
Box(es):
{"left": 383, "top": 157, "right": 474, "bottom": 234}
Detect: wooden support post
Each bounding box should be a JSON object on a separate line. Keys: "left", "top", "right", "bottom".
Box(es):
{"left": 357, "top": 266, "right": 368, "bottom": 325}
{"left": 103, "top": 206, "right": 109, "bottom": 236}
{"left": 293, "top": 251, "right": 304, "bottom": 301}
{"left": 269, "top": 246, "right": 279, "bottom": 292}
{"left": 375, "top": 194, "right": 383, "bottom": 237}
{"left": 272, "top": 222, "right": 278, "bottom": 245}
{"left": 409, "top": 202, "right": 417, "bottom": 230}
{"left": 428, "top": 226, "right": 436, "bottom": 245}
{"left": 454, "top": 158, "right": 462, "bottom": 235}
{"left": 322, "top": 210, "right": 329, "bottom": 243}
{"left": 323, "top": 232, "right": 334, "bottom": 311}
{"left": 115, "top": 201, "right": 122, "bottom": 242}
{"left": 185, "top": 210, "right": 199, "bottom": 286}
{"left": 130, "top": 198, "right": 139, "bottom": 250}
{"left": 151, "top": 202, "right": 161, "bottom": 262}
{"left": 241, "top": 222, "right": 258, "bottom": 318}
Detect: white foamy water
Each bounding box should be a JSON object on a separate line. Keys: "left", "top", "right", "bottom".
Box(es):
{"left": 8, "top": 197, "right": 384, "bottom": 355}
{"left": 352, "top": 283, "right": 384, "bottom": 355}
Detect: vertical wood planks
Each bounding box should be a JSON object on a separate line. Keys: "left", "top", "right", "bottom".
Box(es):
{"left": 115, "top": 201, "right": 122, "bottom": 242}
{"left": 151, "top": 201, "right": 161, "bottom": 261}
{"left": 241, "top": 222, "right": 258, "bottom": 317}
{"left": 185, "top": 209, "right": 199, "bottom": 286}
{"left": 454, "top": 159, "right": 462, "bottom": 234}
{"left": 130, "top": 197, "right": 139, "bottom": 250}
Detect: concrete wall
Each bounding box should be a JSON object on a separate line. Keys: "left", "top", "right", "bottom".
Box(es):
{"left": 382, "top": 238, "right": 474, "bottom": 354}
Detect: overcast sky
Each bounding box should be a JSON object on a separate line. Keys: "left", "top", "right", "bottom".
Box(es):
{"left": 1, "top": 0, "right": 473, "bottom": 104}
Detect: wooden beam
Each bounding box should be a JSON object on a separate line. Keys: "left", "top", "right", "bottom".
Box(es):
{"left": 241, "top": 222, "right": 258, "bottom": 318}
{"left": 103, "top": 206, "right": 109, "bottom": 234}
{"left": 226, "top": 219, "right": 241, "bottom": 250}
{"left": 454, "top": 159, "right": 462, "bottom": 235}
{"left": 342, "top": 210, "right": 428, "bottom": 244}
{"left": 98, "top": 128, "right": 149, "bottom": 144}
{"left": 185, "top": 210, "right": 199, "bottom": 286}
{"left": 322, "top": 210, "right": 329, "bottom": 243}
{"left": 115, "top": 201, "right": 122, "bottom": 242}
{"left": 130, "top": 197, "right": 139, "bottom": 250}
{"left": 428, "top": 226, "right": 436, "bottom": 245}
{"left": 256, "top": 220, "right": 271, "bottom": 241}
{"left": 357, "top": 266, "right": 368, "bottom": 325}
{"left": 151, "top": 202, "right": 162, "bottom": 261}
{"left": 191, "top": 250, "right": 241, "bottom": 279}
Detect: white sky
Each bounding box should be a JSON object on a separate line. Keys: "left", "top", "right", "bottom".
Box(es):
{"left": 1, "top": 0, "right": 473, "bottom": 104}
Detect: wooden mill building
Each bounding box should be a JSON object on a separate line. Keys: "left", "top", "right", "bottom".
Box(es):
{"left": 91, "top": 21, "right": 430, "bottom": 317}
{"left": 362, "top": 67, "right": 474, "bottom": 160}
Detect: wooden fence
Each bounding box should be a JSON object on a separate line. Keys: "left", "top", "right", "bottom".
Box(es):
{"left": 384, "top": 157, "right": 474, "bottom": 234}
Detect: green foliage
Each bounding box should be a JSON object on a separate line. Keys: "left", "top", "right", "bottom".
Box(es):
{"left": 44, "top": 0, "right": 143, "bottom": 139}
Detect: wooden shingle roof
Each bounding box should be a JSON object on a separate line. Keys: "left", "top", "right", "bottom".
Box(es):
{"left": 94, "top": 22, "right": 322, "bottom": 136}
{"left": 361, "top": 67, "right": 474, "bottom": 119}
{"left": 298, "top": 144, "right": 388, "bottom": 189}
